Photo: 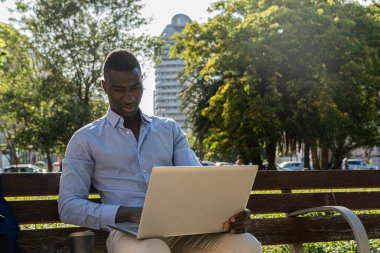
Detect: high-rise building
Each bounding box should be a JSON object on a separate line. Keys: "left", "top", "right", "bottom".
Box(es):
{"left": 154, "top": 14, "right": 192, "bottom": 132}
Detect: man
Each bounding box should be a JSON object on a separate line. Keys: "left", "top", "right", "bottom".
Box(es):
{"left": 58, "top": 49, "right": 262, "bottom": 253}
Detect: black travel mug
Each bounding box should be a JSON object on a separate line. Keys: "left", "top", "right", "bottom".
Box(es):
{"left": 69, "top": 230, "right": 94, "bottom": 253}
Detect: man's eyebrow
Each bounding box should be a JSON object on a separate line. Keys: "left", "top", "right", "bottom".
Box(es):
{"left": 112, "top": 82, "right": 142, "bottom": 87}
{"left": 130, "top": 82, "right": 142, "bottom": 87}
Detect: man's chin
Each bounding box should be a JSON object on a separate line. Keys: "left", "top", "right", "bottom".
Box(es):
{"left": 122, "top": 108, "right": 139, "bottom": 118}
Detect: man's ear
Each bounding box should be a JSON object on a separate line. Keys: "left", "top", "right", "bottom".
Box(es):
{"left": 101, "top": 80, "right": 107, "bottom": 91}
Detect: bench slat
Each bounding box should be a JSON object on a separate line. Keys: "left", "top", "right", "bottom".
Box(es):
{"left": 253, "top": 170, "right": 380, "bottom": 190}
{"left": 9, "top": 191, "right": 380, "bottom": 224}
{"left": 2, "top": 170, "right": 380, "bottom": 197}
{"left": 8, "top": 199, "right": 101, "bottom": 224}
{"left": 10, "top": 200, "right": 60, "bottom": 224}
{"left": 1, "top": 173, "right": 61, "bottom": 196}
{"left": 248, "top": 192, "right": 380, "bottom": 213}
{"left": 0, "top": 173, "right": 98, "bottom": 196}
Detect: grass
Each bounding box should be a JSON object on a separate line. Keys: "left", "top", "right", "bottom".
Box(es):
{"left": 262, "top": 240, "right": 380, "bottom": 253}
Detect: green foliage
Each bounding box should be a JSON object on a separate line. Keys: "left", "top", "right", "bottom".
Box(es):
{"left": 0, "top": 39, "right": 8, "bottom": 68}
{"left": 262, "top": 244, "right": 289, "bottom": 253}
{"left": 261, "top": 239, "right": 380, "bottom": 253}
{"left": 173, "top": 0, "right": 380, "bottom": 166}
{"left": 0, "top": 23, "right": 85, "bottom": 167}
{"left": 0, "top": 23, "right": 38, "bottom": 164}
{"left": 0, "top": 0, "right": 161, "bottom": 169}
{"left": 14, "top": 0, "right": 161, "bottom": 109}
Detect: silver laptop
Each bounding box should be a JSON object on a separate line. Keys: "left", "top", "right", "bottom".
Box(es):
{"left": 108, "top": 165, "right": 258, "bottom": 239}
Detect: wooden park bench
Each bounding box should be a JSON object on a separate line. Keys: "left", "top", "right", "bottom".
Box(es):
{"left": 1, "top": 170, "right": 379, "bottom": 253}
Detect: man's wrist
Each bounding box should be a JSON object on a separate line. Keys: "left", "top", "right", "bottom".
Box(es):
{"left": 115, "top": 206, "right": 142, "bottom": 223}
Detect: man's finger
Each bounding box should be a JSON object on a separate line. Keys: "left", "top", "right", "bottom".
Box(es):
{"left": 234, "top": 208, "right": 251, "bottom": 218}
{"left": 230, "top": 209, "right": 251, "bottom": 222}
{"left": 229, "top": 220, "right": 250, "bottom": 228}
{"left": 230, "top": 228, "right": 247, "bottom": 234}
{"left": 223, "top": 221, "right": 230, "bottom": 231}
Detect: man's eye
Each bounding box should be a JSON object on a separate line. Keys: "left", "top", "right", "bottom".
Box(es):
{"left": 112, "top": 87, "right": 126, "bottom": 92}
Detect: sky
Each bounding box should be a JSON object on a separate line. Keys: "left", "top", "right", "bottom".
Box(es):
{"left": 0, "top": 0, "right": 217, "bottom": 114}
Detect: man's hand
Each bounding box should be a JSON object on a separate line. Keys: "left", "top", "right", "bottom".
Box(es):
{"left": 115, "top": 207, "right": 143, "bottom": 223}
{"left": 223, "top": 208, "right": 251, "bottom": 234}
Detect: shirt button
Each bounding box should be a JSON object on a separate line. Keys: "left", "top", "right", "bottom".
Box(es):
{"left": 126, "top": 130, "right": 130, "bottom": 134}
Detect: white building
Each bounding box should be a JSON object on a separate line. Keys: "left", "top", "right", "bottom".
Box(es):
{"left": 154, "top": 14, "right": 192, "bottom": 132}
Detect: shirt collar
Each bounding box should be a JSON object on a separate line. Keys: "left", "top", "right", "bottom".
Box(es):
{"left": 106, "top": 107, "right": 152, "bottom": 127}
{"left": 140, "top": 110, "right": 152, "bottom": 124}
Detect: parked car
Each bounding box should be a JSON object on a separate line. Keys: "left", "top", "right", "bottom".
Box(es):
{"left": 52, "top": 161, "right": 61, "bottom": 172}
{"left": 34, "top": 161, "right": 48, "bottom": 172}
{"left": 277, "top": 161, "right": 305, "bottom": 171}
{"left": 215, "top": 162, "right": 234, "bottom": 166}
{"left": 201, "top": 161, "right": 216, "bottom": 166}
{"left": 343, "top": 159, "right": 378, "bottom": 170}
{"left": 2, "top": 164, "right": 41, "bottom": 173}
{"left": 260, "top": 162, "right": 280, "bottom": 170}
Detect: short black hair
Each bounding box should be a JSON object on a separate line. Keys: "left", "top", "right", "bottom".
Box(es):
{"left": 103, "top": 49, "right": 141, "bottom": 80}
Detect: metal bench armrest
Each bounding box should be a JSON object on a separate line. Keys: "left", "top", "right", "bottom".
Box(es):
{"left": 288, "top": 206, "right": 370, "bottom": 253}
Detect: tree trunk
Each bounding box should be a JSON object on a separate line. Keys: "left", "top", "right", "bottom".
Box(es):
{"left": 334, "top": 153, "right": 344, "bottom": 170}
{"left": 333, "top": 147, "right": 346, "bottom": 170}
{"left": 9, "top": 145, "right": 19, "bottom": 165}
{"left": 304, "top": 142, "right": 310, "bottom": 169}
{"left": 46, "top": 150, "right": 52, "bottom": 172}
{"left": 4, "top": 128, "right": 19, "bottom": 165}
{"left": 251, "top": 153, "right": 262, "bottom": 168}
{"left": 6, "top": 140, "right": 19, "bottom": 165}
{"left": 321, "top": 146, "right": 329, "bottom": 170}
{"left": 266, "top": 140, "right": 277, "bottom": 170}
{"left": 311, "top": 145, "right": 320, "bottom": 170}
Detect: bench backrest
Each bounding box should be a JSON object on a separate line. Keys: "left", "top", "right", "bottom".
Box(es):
{"left": 1, "top": 170, "right": 380, "bottom": 251}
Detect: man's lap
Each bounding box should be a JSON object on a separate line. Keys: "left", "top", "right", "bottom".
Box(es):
{"left": 107, "top": 230, "right": 262, "bottom": 253}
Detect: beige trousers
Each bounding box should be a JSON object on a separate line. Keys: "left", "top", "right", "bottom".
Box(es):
{"left": 106, "top": 230, "right": 262, "bottom": 253}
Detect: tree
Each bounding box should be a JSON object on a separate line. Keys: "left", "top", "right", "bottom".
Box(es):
{"left": 14, "top": 0, "right": 161, "bottom": 122}
{"left": 174, "top": 0, "right": 380, "bottom": 169}
{"left": 6, "top": 0, "right": 161, "bottom": 170}
{"left": 174, "top": 2, "right": 284, "bottom": 166}
{"left": 0, "top": 22, "right": 38, "bottom": 164}
{"left": 0, "top": 22, "right": 94, "bottom": 170}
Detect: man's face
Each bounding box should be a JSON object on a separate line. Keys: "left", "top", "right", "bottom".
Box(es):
{"left": 102, "top": 68, "right": 143, "bottom": 118}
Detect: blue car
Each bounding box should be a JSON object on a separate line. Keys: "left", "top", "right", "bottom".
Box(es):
{"left": 2, "top": 164, "right": 41, "bottom": 173}
{"left": 277, "top": 161, "right": 305, "bottom": 171}
{"left": 343, "top": 159, "right": 378, "bottom": 170}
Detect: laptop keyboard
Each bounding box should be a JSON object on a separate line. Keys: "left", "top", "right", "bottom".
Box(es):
{"left": 128, "top": 226, "right": 139, "bottom": 233}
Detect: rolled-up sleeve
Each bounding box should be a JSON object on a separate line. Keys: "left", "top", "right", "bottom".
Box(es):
{"left": 58, "top": 132, "right": 120, "bottom": 230}
{"left": 172, "top": 121, "right": 202, "bottom": 166}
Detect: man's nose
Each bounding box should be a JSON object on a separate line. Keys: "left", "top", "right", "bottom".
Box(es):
{"left": 124, "top": 92, "right": 136, "bottom": 102}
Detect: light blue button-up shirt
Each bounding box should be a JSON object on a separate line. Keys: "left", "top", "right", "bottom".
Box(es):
{"left": 58, "top": 108, "right": 201, "bottom": 230}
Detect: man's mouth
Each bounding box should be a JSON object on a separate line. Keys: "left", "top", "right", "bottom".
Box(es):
{"left": 124, "top": 105, "right": 136, "bottom": 113}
